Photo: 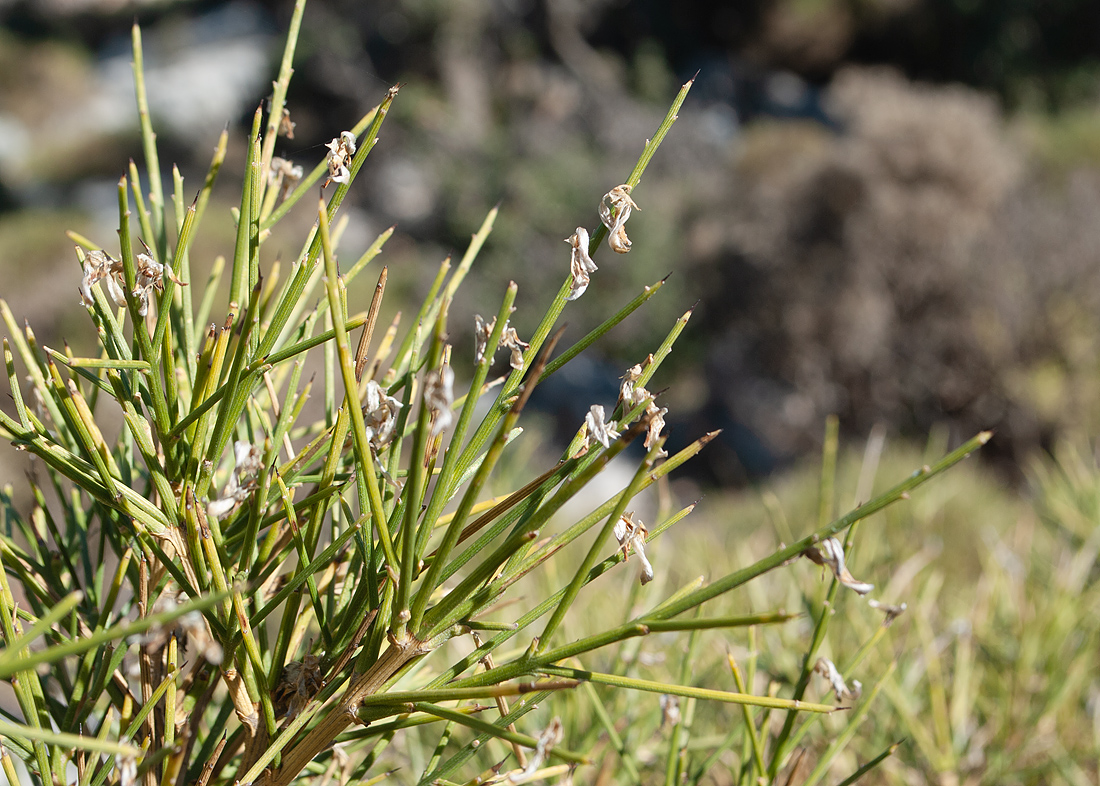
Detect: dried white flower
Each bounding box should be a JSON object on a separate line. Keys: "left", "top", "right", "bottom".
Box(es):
{"left": 867, "top": 598, "right": 907, "bottom": 626}
{"left": 584, "top": 404, "right": 620, "bottom": 450}
{"left": 234, "top": 439, "right": 263, "bottom": 475}
{"left": 207, "top": 493, "right": 238, "bottom": 520}
{"left": 279, "top": 107, "right": 296, "bottom": 139}
{"left": 179, "top": 607, "right": 224, "bottom": 664}
{"left": 598, "top": 184, "right": 639, "bottom": 254}
{"left": 472, "top": 315, "right": 529, "bottom": 371}
{"left": 474, "top": 314, "right": 496, "bottom": 364}
{"left": 78, "top": 248, "right": 125, "bottom": 307}
{"left": 500, "top": 322, "right": 530, "bottom": 370}
{"left": 132, "top": 592, "right": 223, "bottom": 664}
{"left": 512, "top": 717, "right": 563, "bottom": 781}
{"left": 80, "top": 245, "right": 184, "bottom": 319}
{"left": 813, "top": 657, "right": 861, "bottom": 701}
{"left": 565, "top": 227, "right": 598, "bottom": 300}
{"left": 116, "top": 754, "right": 137, "bottom": 786}
{"left": 325, "top": 131, "right": 358, "bottom": 185}
{"left": 643, "top": 400, "right": 668, "bottom": 455}
{"left": 802, "top": 537, "right": 874, "bottom": 595}
{"left": 132, "top": 251, "right": 184, "bottom": 317}
{"left": 425, "top": 365, "right": 455, "bottom": 436}
{"left": 268, "top": 156, "right": 304, "bottom": 201}
{"left": 613, "top": 511, "right": 654, "bottom": 585}
{"left": 208, "top": 440, "right": 263, "bottom": 520}
{"left": 616, "top": 359, "right": 666, "bottom": 456}
{"left": 659, "top": 694, "right": 680, "bottom": 727}
{"left": 619, "top": 362, "right": 645, "bottom": 407}
{"left": 330, "top": 164, "right": 350, "bottom": 184}
{"left": 363, "top": 380, "right": 403, "bottom": 450}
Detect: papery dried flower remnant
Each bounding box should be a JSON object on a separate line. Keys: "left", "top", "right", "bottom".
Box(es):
{"left": 79, "top": 245, "right": 184, "bottom": 319}
{"left": 208, "top": 440, "right": 263, "bottom": 520}
{"left": 614, "top": 511, "right": 654, "bottom": 585}
{"left": 278, "top": 107, "right": 296, "bottom": 139}
{"left": 642, "top": 401, "right": 668, "bottom": 455}
{"left": 867, "top": 598, "right": 908, "bottom": 626}
{"left": 79, "top": 248, "right": 125, "bottom": 307}
{"left": 425, "top": 365, "right": 455, "bottom": 436}
{"left": 115, "top": 755, "right": 137, "bottom": 786}
{"left": 474, "top": 314, "right": 496, "bottom": 363}
{"left": 473, "top": 313, "right": 530, "bottom": 370}
{"left": 598, "top": 184, "right": 639, "bottom": 254}
{"left": 133, "top": 250, "right": 184, "bottom": 317}
{"left": 619, "top": 361, "right": 647, "bottom": 407}
{"left": 268, "top": 156, "right": 304, "bottom": 200}
{"left": 617, "top": 358, "right": 667, "bottom": 455}
{"left": 565, "top": 227, "right": 598, "bottom": 300}
{"left": 584, "top": 404, "right": 620, "bottom": 450}
{"left": 363, "top": 380, "right": 402, "bottom": 450}
{"left": 500, "top": 322, "right": 530, "bottom": 370}
{"left": 659, "top": 694, "right": 681, "bottom": 727}
{"left": 802, "top": 537, "right": 874, "bottom": 595}
{"left": 325, "top": 130, "right": 357, "bottom": 185}
{"left": 510, "top": 717, "right": 563, "bottom": 782}
{"left": 813, "top": 657, "right": 861, "bottom": 702}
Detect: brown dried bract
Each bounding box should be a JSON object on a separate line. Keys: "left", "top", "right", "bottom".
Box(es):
{"left": 273, "top": 654, "right": 323, "bottom": 719}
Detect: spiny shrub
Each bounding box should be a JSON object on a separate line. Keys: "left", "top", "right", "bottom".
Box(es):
{"left": 0, "top": 5, "right": 986, "bottom": 784}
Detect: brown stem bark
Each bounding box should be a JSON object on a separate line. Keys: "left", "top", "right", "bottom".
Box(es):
{"left": 265, "top": 635, "right": 428, "bottom": 786}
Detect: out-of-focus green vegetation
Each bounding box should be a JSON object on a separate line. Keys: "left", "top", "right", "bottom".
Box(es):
{"left": 483, "top": 431, "right": 1098, "bottom": 784}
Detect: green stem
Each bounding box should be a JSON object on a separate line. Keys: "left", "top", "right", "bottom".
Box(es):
{"left": 539, "top": 666, "right": 835, "bottom": 714}
{"left": 0, "top": 720, "right": 139, "bottom": 757}
{"left": 409, "top": 283, "right": 518, "bottom": 632}
{"left": 538, "top": 438, "right": 662, "bottom": 651}
{"left": 643, "top": 432, "right": 991, "bottom": 622}
{"left": 258, "top": 0, "right": 308, "bottom": 195}
{"left": 131, "top": 23, "right": 165, "bottom": 257}
{"left": 413, "top": 702, "right": 589, "bottom": 766}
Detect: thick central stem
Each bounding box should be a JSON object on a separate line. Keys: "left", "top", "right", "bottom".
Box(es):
{"left": 266, "top": 637, "right": 427, "bottom": 786}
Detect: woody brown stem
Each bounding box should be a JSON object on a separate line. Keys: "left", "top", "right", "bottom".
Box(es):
{"left": 266, "top": 635, "right": 428, "bottom": 786}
